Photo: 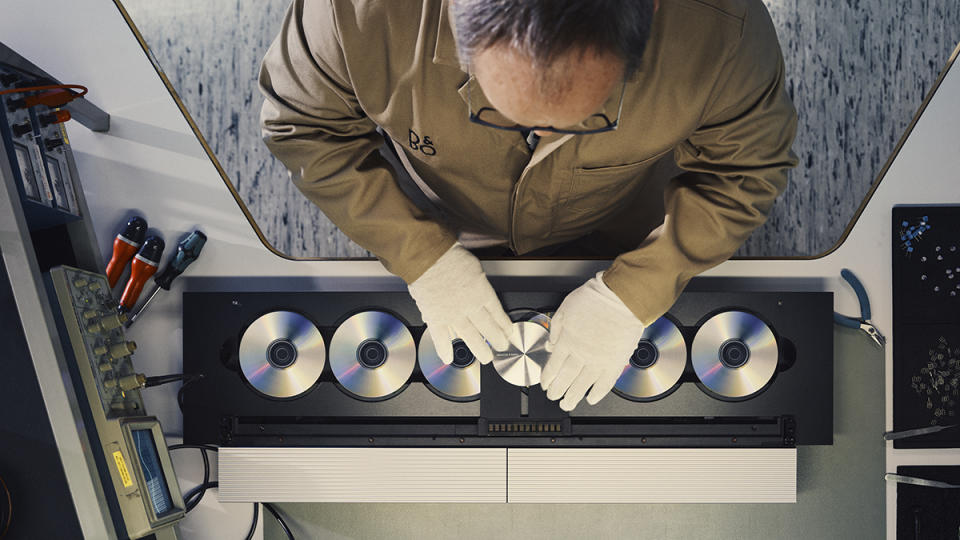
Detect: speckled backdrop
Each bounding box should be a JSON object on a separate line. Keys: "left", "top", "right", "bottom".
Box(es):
{"left": 121, "top": 0, "right": 959, "bottom": 259}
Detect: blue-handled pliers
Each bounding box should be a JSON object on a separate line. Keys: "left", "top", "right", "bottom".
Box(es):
{"left": 833, "top": 268, "right": 886, "bottom": 347}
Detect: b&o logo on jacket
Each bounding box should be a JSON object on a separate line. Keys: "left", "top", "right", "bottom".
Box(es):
{"left": 408, "top": 129, "right": 436, "bottom": 156}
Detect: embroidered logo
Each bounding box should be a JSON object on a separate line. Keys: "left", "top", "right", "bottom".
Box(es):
{"left": 408, "top": 129, "right": 436, "bottom": 156}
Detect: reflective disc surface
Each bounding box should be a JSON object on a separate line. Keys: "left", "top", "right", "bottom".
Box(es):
{"left": 691, "top": 311, "right": 778, "bottom": 399}
{"left": 238, "top": 311, "right": 325, "bottom": 399}
{"left": 330, "top": 311, "right": 415, "bottom": 399}
{"left": 615, "top": 317, "right": 687, "bottom": 401}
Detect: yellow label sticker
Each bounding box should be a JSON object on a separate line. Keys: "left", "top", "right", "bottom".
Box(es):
{"left": 113, "top": 450, "right": 133, "bottom": 487}
{"left": 58, "top": 120, "right": 70, "bottom": 145}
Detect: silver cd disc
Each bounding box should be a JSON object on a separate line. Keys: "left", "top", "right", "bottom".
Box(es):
{"left": 238, "top": 311, "right": 326, "bottom": 399}
{"left": 691, "top": 311, "right": 778, "bottom": 400}
{"left": 329, "top": 311, "right": 415, "bottom": 399}
{"left": 492, "top": 321, "right": 550, "bottom": 387}
{"left": 615, "top": 317, "right": 687, "bottom": 401}
{"left": 418, "top": 327, "right": 481, "bottom": 400}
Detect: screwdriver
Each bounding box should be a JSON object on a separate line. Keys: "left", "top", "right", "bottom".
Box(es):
{"left": 118, "top": 236, "right": 165, "bottom": 313}
{"left": 125, "top": 231, "right": 207, "bottom": 327}
{"left": 105, "top": 216, "right": 147, "bottom": 288}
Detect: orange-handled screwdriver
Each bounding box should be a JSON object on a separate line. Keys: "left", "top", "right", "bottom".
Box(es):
{"left": 119, "top": 236, "right": 164, "bottom": 313}
{"left": 105, "top": 216, "right": 147, "bottom": 287}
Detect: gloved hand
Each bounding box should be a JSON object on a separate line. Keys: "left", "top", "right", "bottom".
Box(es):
{"left": 541, "top": 271, "right": 645, "bottom": 411}
{"left": 408, "top": 242, "right": 513, "bottom": 365}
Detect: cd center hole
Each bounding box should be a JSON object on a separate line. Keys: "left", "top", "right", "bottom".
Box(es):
{"left": 719, "top": 339, "right": 750, "bottom": 368}
{"left": 631, "top": 340, "right": 659, "bottom": 369}
{"left": 357, "top": 340, "right": 388, "bottom": 368}
{"left": 451, "top": 339, "right": 476, "bottom": 368}
{"left": 267, "top": 339, "right": 297, "bottom": 368}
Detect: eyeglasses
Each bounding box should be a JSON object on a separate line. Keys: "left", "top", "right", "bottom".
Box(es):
{"left": 467, "top": 77, "right": 626, "bottom": 135}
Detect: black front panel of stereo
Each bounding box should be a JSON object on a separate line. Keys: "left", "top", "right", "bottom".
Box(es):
{"left": 182, "top": 290, "right": 832, "bottom": 447}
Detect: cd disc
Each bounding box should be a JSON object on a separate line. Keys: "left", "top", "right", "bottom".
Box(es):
{"left": 615, "top": 317, "right": 687, "bottom": 401}
{"left": 492, "top": 321, "right": 550, "bottom": 387}
{"left": 418, "top": 327, "right": 481, "bottom": 400}
{"left": 329, "top": 311, "right": 415, "bottom": 399}
{"left": 691, "top": 311, "right": 778, "bottom": 400}
{"left": 238, "top": 311, "right": 325, "bottom": 399}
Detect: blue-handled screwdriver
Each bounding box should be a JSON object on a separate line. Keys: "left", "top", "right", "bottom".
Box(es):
{"left": 125, "top": 230, "right": 207, "bottom": 328}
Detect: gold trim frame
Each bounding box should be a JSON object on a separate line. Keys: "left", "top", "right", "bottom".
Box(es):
{"left": 112, "top": 0, "right": 960, "bottom": 262}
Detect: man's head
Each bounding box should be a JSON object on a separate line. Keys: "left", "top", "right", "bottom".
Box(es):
{"left": 452, "top": 0, "right": 657, "bottom": 134}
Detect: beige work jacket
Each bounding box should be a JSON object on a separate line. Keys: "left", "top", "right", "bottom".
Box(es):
{"left": 260, "top": 0, "right": 798, "bottom": 325}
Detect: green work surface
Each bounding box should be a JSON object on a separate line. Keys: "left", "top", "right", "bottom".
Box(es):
{"left": 266, "top": 327, "right": 884, "bottom": 539}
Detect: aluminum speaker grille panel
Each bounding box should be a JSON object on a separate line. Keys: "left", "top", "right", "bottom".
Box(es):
{"left": 507, "top": 448, "right": 796, "bottom": 503}
{"left": 218, "top": 447, "right": 506, "bottom": 503}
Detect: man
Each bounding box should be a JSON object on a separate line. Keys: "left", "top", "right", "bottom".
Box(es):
{"left": 259, "top": 0, "right": 797, "bottom": 411}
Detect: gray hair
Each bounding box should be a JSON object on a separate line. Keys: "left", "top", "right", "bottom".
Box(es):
{"left": 451, "top": 0, "right": 656, "bottom": 75}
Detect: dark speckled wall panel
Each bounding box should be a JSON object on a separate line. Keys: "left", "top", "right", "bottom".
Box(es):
{"left": 121, "top": 0, "right": 959, "bottom": 258}
{"left": 758, "top": 0, "right": 959, "bottom": 256}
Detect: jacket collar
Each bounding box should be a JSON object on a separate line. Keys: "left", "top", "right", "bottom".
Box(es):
{"left": 433, "top": 0, "right": 466, "bottom": 71}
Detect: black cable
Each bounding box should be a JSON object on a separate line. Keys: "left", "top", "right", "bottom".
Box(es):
{"left": 185, "top": 482, "right": 215, "bottom": 510}
{"left": 168, "top": 443, "right": 293, "bottom": 539}
{"left": 176, "top": 374, "right": 204, "bottom": 412}
{"left": 184, "top": 481, "right": 218, "bottom": 513}
{"left": 167, "top": 445, "right": 217, "bottom": 513}
{"left": 184, "top": 470, "right": 210, "bottom": 513}
{"left": 198, "top": 448, "right": 209, "bottom": 505}
{"left": 0, "top": 473, "right": 10, "bottom": 539}
{"left": 167, "top": 443, "right": 219, "bottom": 453}
{"left": 263, "top": 503, "right": 295, "bottom": 540}
{"left": 177, "top": 384, "right": 187, "bottom": 412}
{"left": 144, "top": 374, "right": 187, "bottom": 387}
{"left": 245, "top": 502, "right": 260, "bottom": 540}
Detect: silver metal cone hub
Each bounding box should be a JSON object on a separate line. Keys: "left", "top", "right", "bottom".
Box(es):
{"left": 492, "top": 321, "right": 550, "bottom": 387}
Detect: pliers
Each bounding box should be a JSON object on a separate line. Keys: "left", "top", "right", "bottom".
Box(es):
{"left": 833, "top": 268, "right": 886, "bottom": 347}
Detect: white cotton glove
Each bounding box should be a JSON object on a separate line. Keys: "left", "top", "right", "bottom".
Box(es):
{"left": 540, "top": 271, "right": 645, "bottom": 411}
{"left": 408, "top": 243, "right": 513, "bottom": 365}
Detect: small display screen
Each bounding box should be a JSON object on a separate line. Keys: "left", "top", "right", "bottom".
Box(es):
{"left": 131, "top": 429, "right": 175, "bottom": 518}
{"left": 13, "top": 143, "right": 39, "bottom": 200}
{"left": 44, "top": 157, "right": 69, "bottom": 211}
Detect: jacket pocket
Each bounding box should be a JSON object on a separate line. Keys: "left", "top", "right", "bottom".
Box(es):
{"left": 560, "top": 150, "right": 671, "bottom": 215}
{"left": 551, "top": 149, "right": 672, "bottom": 239}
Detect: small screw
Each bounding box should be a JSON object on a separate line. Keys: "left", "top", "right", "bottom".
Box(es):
{"left": 368, "top": 437, "right": 374, "bottom": 443}
{"left": 459, "top": 437, "right": 465, "bottom": 444}
{"left": 732, "top": 437, "right": 738, "bottom": 443}
{"left": 550, "top": 438, "right": 557, "bottom": 443}
{"left": 641, "top": 437, "right": 647, "bottom": 444}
